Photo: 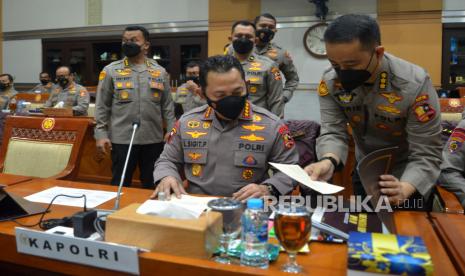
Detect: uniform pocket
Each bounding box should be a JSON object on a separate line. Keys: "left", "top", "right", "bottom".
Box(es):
{"left": 115, "top": 89, "right": 133, "bottom": 103}
{"left": 149, "top": 80, "right": 164, "bottom": 103}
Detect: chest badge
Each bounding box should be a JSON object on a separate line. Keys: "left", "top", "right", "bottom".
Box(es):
{"left": 380, "top": 92, "right": 402, "bottom": 104}
{"left": 186, "top": 131, "right": 208, "bottom": 139}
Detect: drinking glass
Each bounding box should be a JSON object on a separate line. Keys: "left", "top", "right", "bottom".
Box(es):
{"left": 207, "top": 198, "right": 243, "bottom": 264}
{"left": 274, "top": 205, "right": 311, "bottom": 273}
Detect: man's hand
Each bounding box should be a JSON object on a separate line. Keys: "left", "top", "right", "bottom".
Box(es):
{"left": 304, "top": 160, "right": 335, "bottom": 181}
{"left": 185, "top": 80, "right": 198, "bottom": 92}
{"left": 163, "top": 132, "right": 170, "bottom": 142}
{"left": 379, "top": 175, "right": 416, "bottom": 206}
{"left": 232, "top": 183, "right": 270, "bottom": 201}
{"left": 150, "top": 176, "right": 187, "bottom": 200}
{"left": 96, "top": 138, "right": 111, "bottom": 155}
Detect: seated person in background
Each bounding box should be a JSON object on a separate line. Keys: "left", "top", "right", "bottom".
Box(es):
{"left": 438, "top": 119, "right": 465, "bottom": 208}
{"left": 175, "top": 61, "right": 206, "bottom": 113}
{"left": 44, "top": 66, "right": 89, "bottom": 116}
{"left": 0, "top": 73, "right": 18, "bottom": 110}
{"left": 30, "top": 71, "right": 55, "bottom": 94}
{"left": 152, "top": 55, "right": 299, "bottom": 200}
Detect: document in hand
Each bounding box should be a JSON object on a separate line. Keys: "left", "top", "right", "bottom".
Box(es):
{"left": 356, "top": 146, "right": 398, "bottom": 233}
{"left": 268, "top": 162, "right": 344, "bottom": 194}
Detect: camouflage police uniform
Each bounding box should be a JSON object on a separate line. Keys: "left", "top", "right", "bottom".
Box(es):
{"left": 225, "top": 47, "right": 284, "bottom": 116}
{"left": 153, "top": 101, "right": 299, "bottom": 196}
{"left": 438, "top": 119, "right": 465, "bottom": 208}
{"left": 95, "top": 57, "right": 175, "bottom": 144}
{"left": 317, "top": 53, "right": 442, "bottom": 200}
{"left": 175, "top": 83, "right": 206, "bottom": 112}
{"left": 44, "top": 82, "right": 89, "bottom": 116}
{"left": 255, "top": 42, "right": 299, "bottom": 103}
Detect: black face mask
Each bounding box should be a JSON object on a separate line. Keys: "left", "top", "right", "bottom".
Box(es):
{"left": 232, "top": 38, "right": 254, "bottom": 55}
{"left": 57, "top": 77, "right": 69, "bottom": 88}
{"left": 0, "top": 83, "right": 9, "bottom": 90}
{"left": 335, "top": 51, "right": 377, "bottom": 92}
{"left": 122, "top": 42, "right": 142, "bottom": 57}
{"left": 40, "top": 79, "right": 49, "bottom": 85}
{"left": 256, "top": 28, "right": 275, "bottom": 43}
{"left": 186, "top": 76, "right": 200, "bottom": 86}
{"left": 207, "top": 94, "right": 248, "bottom": 120}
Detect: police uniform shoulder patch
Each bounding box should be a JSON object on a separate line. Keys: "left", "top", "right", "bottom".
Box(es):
{"left": 278, "top": 125, "right": 295, "bottom": 149}
{"left": 167, "top": 121, "right": 180, "bottom": 144}
{"left": 318, "top": 80, "right": 329, "bottom": 97}
{"left": 413, "top": 94, "right": 436, "bottom": 123}
{"left": 271, "top": 67, "right": 281, "bottom": 81}
{"left": 449, "top": 128, "right": 465, "bottom": 153}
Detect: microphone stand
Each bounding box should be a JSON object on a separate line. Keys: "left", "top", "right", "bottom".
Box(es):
{"left": 113, "top": 121, "right": 139, "bottom": 210}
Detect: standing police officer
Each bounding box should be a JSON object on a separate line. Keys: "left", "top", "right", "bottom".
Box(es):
{"left": 254, "top": 13, "right": 299, "bottom": 104}
{"left": 226, "top": 20, "right": 284, "bottom": 117}
{"left": 305, "top": 15, "right": 442, "bottom": 209}
{"left": 95, "top": 25, "right": 175, "bottom": 188}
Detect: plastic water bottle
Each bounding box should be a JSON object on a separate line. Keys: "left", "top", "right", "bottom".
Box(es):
{"left": 240, "top": 198, "right": 269, "bottom": 269}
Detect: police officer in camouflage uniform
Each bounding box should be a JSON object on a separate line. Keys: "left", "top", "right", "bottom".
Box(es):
{"left": 95, "top": 26, "right": 175, "bottom": 188}
{"left": 438, "top": 119, "right": 465, "bottom": 208}
{"left": 305, "top": 15, "right": 442, "bottom": 209}
{"left": 44, "top": 66, "right": 89, "bottom": 116}
{"left": 151, "top": 55, "right": 298, "bottom": 200}
{"left": 174, "top": 61, "right": 206, "bottom": 113}
{"left": 30, "top": 72, "right": 55, "bottom": 94}
{"left": 225, "top": 20, "right": 284, "bottom": 117}
{"left": 254, "top": 13, "right": 299, "bottom": 104}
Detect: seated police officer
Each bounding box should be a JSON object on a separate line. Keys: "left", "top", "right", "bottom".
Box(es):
{"left": 152, "top": 55, "right": 299, "bottom": 200}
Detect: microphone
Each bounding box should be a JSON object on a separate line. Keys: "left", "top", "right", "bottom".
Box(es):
{"left": 113, "top": 121, "right": 140, "bottom": 210}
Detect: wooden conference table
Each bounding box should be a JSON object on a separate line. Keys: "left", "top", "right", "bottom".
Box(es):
{"left": 0, "top": 177, "right": 459, "bottom": 275}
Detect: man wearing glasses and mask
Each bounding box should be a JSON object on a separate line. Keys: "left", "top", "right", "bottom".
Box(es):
{"left": 95, "top": 25, "right": 175, "bottom": 189}
{"left": 254, "top": 13, "right": 299, "bottom": 104}
{"left": 152, "top": 55, "right": 298, "bottom": 200}
{"left": 305, "top": 14, "right": 441, "bottom": 210}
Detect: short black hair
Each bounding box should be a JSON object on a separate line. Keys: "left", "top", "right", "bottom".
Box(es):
{"left": 254, "top": 13, "right": 277, "bottom": 25}
{"left": 199, "top": 55, "right": 245, "bottom": 89}
{"left": 39, "top": 71, "right": 50, "bottom": 77}
{"left": 124, "top": 25, "right": 150, "bottom": 42}
{"left": 0, "top": 73, "right": 13, "bottom": 82}
{"left": 186, "top": 61, "right": 200, "bottom": 69}
{"left": 324, "top": 14, "right": 381, "bottom": 50}
{"left": 56, "top": 66, "right": 73, "bottom": 75}
{"left": 231, "top": 20, "right": 256, "bottom": 34}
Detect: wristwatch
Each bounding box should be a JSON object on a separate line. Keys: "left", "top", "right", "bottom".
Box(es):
{"left": 319, "top": 156, "right": 344, "bottom": 172}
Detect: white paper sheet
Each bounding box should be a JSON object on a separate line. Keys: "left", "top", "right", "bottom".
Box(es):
{"left": 136, "top": 194, "right": 219, "bottom": 219}
{"left": 24, "top": 186, "right": 118, "bottom": 208}
{"left": 269, "top": 162, "right": 344, "bottom": 194}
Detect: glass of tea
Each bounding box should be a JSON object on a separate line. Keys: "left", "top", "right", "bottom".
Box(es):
{"left": 274, "top": 205, "right": 311, "bottom": 273}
